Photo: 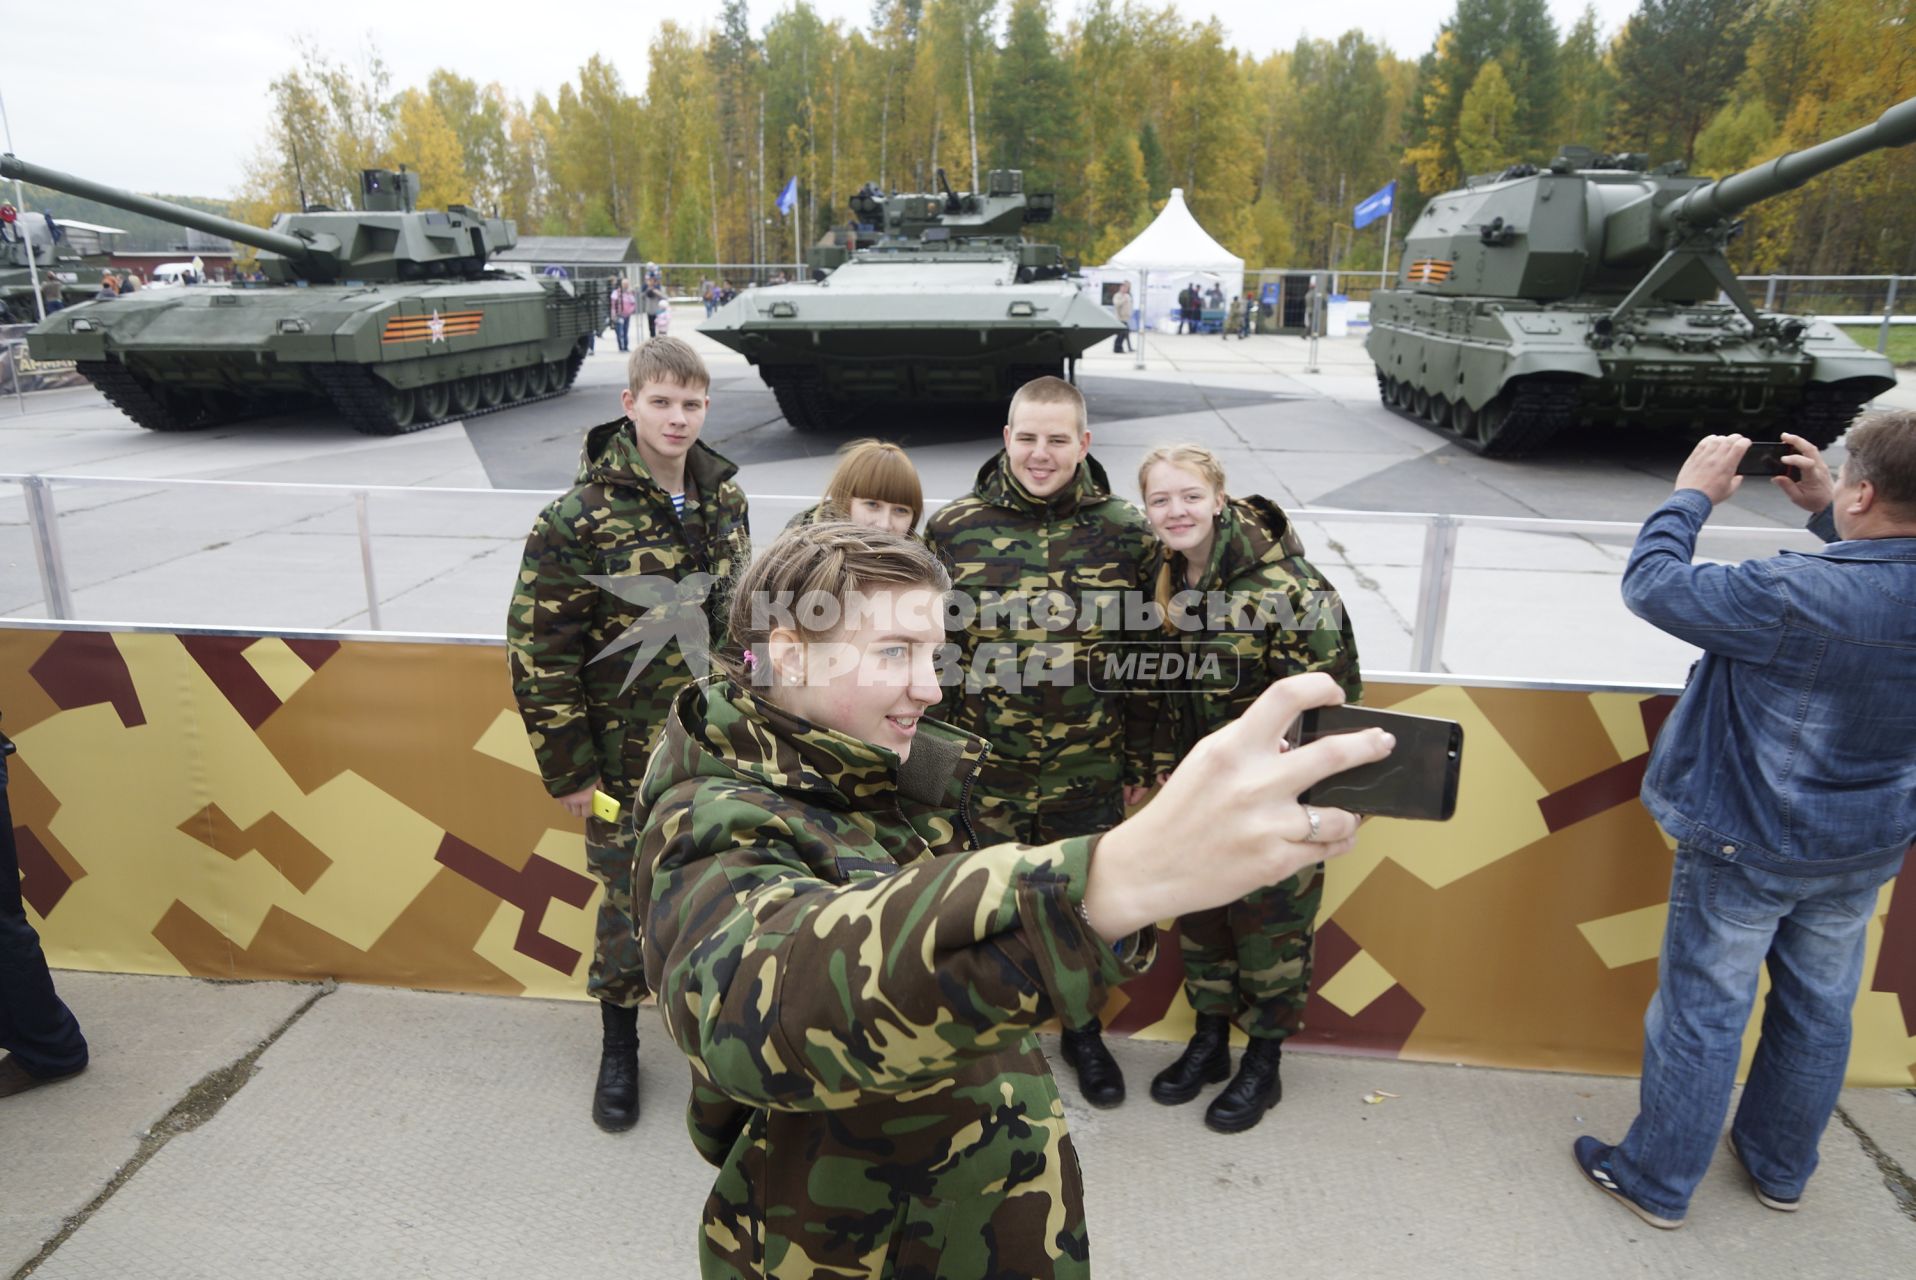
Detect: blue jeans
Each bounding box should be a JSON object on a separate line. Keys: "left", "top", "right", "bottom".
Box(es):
{"left": 1612, "top": 845, "right": 1897, "bottom": 1218}
{"left": 1, "top": 754, "right": 89, "bottom": 1077}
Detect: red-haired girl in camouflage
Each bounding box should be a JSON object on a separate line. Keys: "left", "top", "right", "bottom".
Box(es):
{"left": 1139, "top": 446, "right": 1361, "bottom": 1134}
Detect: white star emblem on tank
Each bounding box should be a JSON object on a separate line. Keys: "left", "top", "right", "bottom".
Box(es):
{"left": 427, "top": 310, "right": 446, "bottom": 343}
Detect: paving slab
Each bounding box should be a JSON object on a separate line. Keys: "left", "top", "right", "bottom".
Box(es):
{"left": 1069, "top": 1039, "right": 1916, "bottom": 1279}
{"left": 16, "top": 977, "right": 1914, "bottom": 1278}
{"left": 0, "top": 972, "right": 319, "bottom": 1276}
{"left": 1839, "top": 1086, "right": 1916, "bottom": 1194}
{"left": 28, "top": 984, "right": 708, "bottom": 1280}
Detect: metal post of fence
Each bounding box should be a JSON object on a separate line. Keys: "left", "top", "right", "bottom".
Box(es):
{"left": 21, "top": 475, "right": 75, "bottom": 619}
{"left": 1880, "top": 276, "right": 1900, "bottom": 355}
{"left": 1408, "top": 515, "right": 1459, "bottom": 672}
{"left": 5, "top": 339, "right": 25, "bottom": 415}
{"left": 354, "top": 490, "right": 383, "bottom": 631}
{"left": 1764, "top": 275, "right": 1777, "bottom": 310}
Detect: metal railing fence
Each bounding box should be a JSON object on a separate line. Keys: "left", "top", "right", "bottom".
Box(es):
{"left": 0, "top": 472, "right": 1828, "bottom": 677}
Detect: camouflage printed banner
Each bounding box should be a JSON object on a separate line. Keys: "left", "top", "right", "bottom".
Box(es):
{"left": 3, "top": 625, "right": 1910, "bottom": 1085}
{"left": 1, "top": 321, "right": 87, "bottom": 393}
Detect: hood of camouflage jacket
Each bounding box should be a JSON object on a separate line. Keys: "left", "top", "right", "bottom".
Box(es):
{"left": 968, "top": 448, "right": 1115, "bottom": 520}
{"left": 577, "top": 418, "right": 739, "bottom": 502}
{"left": 1175, "top": 494, "right": 1309, "bottom": 592}
{"left": 643, "top": 675, "right": 985, "bottom": 823}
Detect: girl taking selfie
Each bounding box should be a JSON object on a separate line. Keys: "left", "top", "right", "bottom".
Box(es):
{"left": 633, "top": 521, "right": 1387, "bottom": 1277}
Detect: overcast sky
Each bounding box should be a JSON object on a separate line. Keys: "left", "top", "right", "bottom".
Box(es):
{"left": 2, "top": 0, "right": 1641, "bottom": 199}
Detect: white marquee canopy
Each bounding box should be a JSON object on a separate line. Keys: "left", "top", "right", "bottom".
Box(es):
{"left": 1090, "top": 189, "right": 1245, "bottom": 331}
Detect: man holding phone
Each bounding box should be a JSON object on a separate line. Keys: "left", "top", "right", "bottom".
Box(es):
{"left": 1574, "top": 416, "right": 1916, "bottom": 1229}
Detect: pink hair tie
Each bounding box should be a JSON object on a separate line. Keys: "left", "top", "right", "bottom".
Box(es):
{"left": 740, "top": 649, "right": 757, "bottom": 672}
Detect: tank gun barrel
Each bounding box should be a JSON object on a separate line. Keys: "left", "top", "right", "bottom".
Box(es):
{"left": 0, "top": 153, "right": 315, "bottom": 262}
{"left": 1662, "top": 96, "right": 1916, "bottom": 229}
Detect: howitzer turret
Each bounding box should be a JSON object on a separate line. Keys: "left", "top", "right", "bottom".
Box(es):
{"left": 0, "top": 153, "right": 602, "bottom": 435}
{"left": 0, "top": 205, "right": 118, "bottom": 321}
{"left": 702, "top": 168, "right": 1118, "bottom": 433}
{"left": 1365, "top": 96, "right": 1916, "bottom": 457}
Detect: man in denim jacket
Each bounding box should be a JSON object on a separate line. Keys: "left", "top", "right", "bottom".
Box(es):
{"left": 1575, "top": 413, "right": 1916, "bottom": 1230}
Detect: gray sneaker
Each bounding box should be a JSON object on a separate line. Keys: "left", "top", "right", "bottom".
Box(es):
{"left": 1725, "top": 1131, "right": 1801, "bottom": 1212}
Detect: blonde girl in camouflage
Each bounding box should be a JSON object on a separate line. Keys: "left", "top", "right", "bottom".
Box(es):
{"left": 633, "top": 521, "right": 1390, "bottom": 1277}
{"left": 1137, "top": 444, "right": 1362, "bottom": 1133}
{"left": 783, "top": 438, "right": 924, "bottom": 535}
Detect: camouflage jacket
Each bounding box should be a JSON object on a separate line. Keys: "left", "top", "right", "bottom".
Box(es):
{"left": 1156, "top": 495, "right": 1362, "bottom": 758}
{"left": 925, "top": 452, "right": 1161, "bottom": 818}
{"left": 782, "top": 500, "right": 835, "bottom": 531}
{"left": 634, "top": 676, "right": 1154, "bottom": 1279}
{"left": 506, "top": 419, "right": 750, "bottom": 801}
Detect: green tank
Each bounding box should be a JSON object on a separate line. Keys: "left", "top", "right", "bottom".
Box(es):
{"left": 0, "top": 154, "right": 605, "bottom": 434}
{"left": 0, "top": 207, "right": 112, "bottom": 321}
{"left": 700, "top": 168, "right": 1122, "bottom": 432}
{"left": 1365, "top": 95, "right": 1916, "bottom": 457}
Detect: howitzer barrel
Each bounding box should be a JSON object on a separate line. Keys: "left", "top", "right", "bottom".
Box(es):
{"left": 0, "top": 153, "right": 314, "bottom": 262}
{"left": 1662, "top": 96, "right": 1916, "bottom": 229}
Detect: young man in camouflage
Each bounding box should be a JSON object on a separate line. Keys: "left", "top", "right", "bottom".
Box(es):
{"left": 506, "top": 336, "right": 750, "bottom": 1132}
{"left": 925, "top": 375, "right": 1161, "bottom": 1108}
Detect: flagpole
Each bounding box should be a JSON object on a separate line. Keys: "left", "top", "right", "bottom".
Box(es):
{"left": 1382, "top": 206, "right": 1393, "bottom": 285}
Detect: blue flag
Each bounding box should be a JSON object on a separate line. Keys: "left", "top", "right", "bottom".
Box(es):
{"left": 776, "top": 177, "right": 798, "bottom": 217}
{"left": 1354, "top": 180, "right": 1395, "bottom": 230}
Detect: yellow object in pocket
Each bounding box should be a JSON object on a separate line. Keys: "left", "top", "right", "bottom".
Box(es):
{"left": 591, "top": 790, "right": 622, "bottom": 823}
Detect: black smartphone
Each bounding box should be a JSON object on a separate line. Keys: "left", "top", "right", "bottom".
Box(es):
{"left": 1285, "top": 705, "right": 1464, "bottom": 821}
{"left": 1735, "top": 441, "right": 1796, "bottom": 477}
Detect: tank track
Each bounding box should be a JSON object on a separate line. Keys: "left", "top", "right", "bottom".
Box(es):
{"left": 1377, "top": 373, "right": 1577, "bottom": 458}
{"left": 764, "top": 369, "right": 842, "bottom": 433}
{"left": 312, "top": 349, "right": 586, "bottom": 437}
{"left": 75, "top": 361, "right": 229, "bottom": 432}
{"left": 1792, "top": 381, "right": 1879, "bottom": 449}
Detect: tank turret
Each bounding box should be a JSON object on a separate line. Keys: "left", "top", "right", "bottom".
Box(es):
{"left": 0, "top": 154, "right": 516, "bottom": 283}
{"left": 704, "top": 167, "right": 1117, "bottom": 433}
{"left": 0, "top": 206, "right": 118, "bottom": 321}
{"left": 809, "top": 168, "right": 1067, "bottom": 279}
{"left": 1365, "top": 96, "right": 1916, "bottom": 456}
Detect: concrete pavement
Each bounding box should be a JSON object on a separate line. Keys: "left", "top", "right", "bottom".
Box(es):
{"left": 2, "top": 971, "right": 1911, "bottom": 1278}
{"left": 4, "top": 314, "right": 1914, "bottom": 685}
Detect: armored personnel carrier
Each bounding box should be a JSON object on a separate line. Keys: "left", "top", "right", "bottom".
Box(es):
{"left": 1366, "top": 96, "right": 1916, "bottom": 457}
{"left": 0, "top": 207, "right": 114, "bottom": 321}
{"left": 0, "top": 154, "right": 605, "bottom": 433}
{"left": 701, "top": 169, "right": 1121, "bottom": 432}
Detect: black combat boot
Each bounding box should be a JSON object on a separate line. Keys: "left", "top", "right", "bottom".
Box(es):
{"left": 1059, "top": 1019, "right": 1125, "bottom": 1109}
{"left": 592, "top": 1002, "right": 640, "bottom": 1133}
{"left": 1204, "top": 1035, "right": 1282, "bottom": 1133}
{"left": 1149, "top": 1013, "right": 1231, "bottom": 1105}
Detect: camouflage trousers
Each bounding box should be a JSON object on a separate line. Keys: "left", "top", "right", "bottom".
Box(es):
{"left": 1177, "top": 861, "right": 1322, "bottom": 1042}
{"left": 585, "top": 818, "right": 648, "bottom": 1007}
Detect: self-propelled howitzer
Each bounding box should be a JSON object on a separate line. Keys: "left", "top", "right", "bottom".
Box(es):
{"left": 1365, "top": 96, "right": 1916, "bottom": 456}
{"left": 0, "top": 154, "right": 606, "bottom": 433}
{"left": 701, "top": 168, "right": 1122, "bottom": 433}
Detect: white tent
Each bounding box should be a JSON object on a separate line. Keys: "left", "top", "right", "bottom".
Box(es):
{"left": 1091, "top": 189, "right": 1245, "bottom": 333}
